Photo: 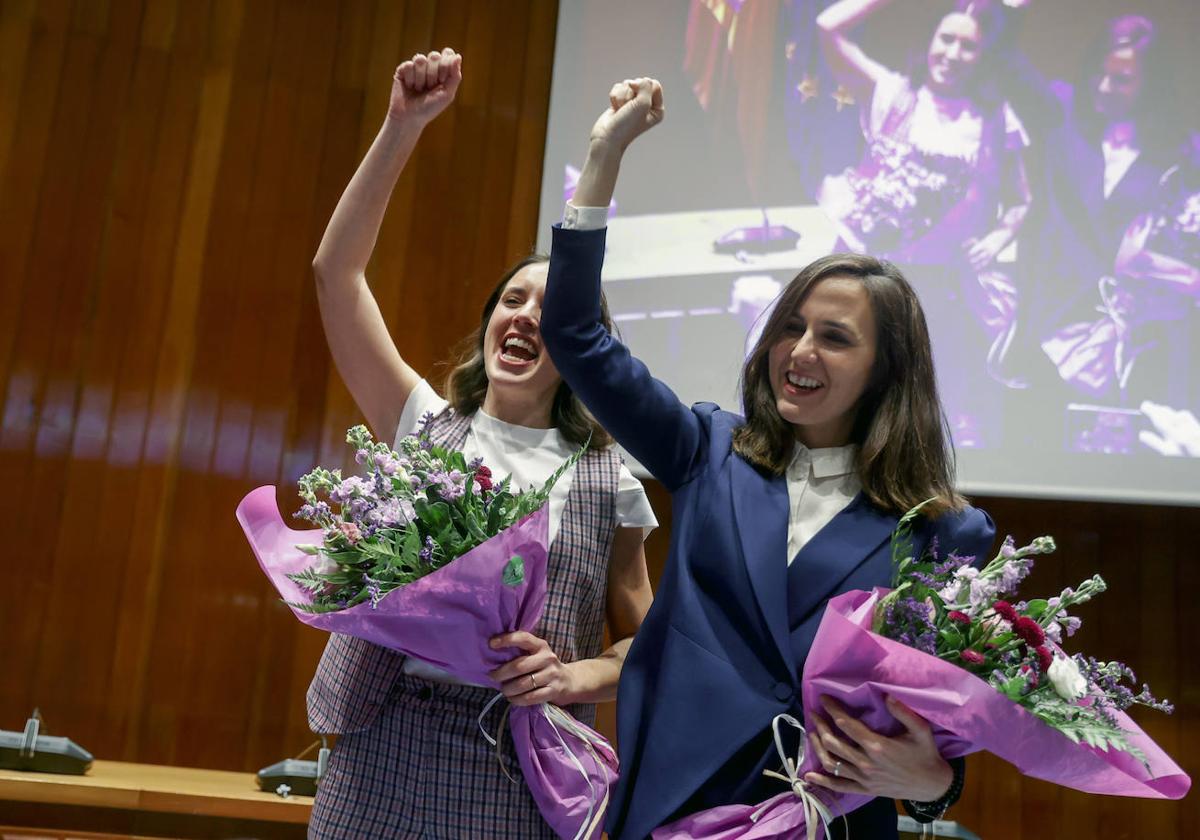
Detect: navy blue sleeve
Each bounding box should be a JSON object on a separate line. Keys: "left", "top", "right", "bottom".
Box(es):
{"left": 542, "top": 225, "right": 707, "bottom": 491}
{"left": 936, "top": 505, "right": 996, "bottom": 568}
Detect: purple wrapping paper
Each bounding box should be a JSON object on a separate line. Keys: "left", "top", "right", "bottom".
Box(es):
{"left": 654, "top": 587, "right": 1190, "bottom": 839}
{"left": 236, "top": 485, "right": 617, "bottom": 840}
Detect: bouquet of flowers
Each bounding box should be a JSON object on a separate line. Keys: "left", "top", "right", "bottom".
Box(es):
{"left": 286, "top": 421, "right": 571, "bottom": 613}
{"left": 236, "top": 421, "right": 616, "bottom": 840}
{"left": 840, "top": 135, "right": 969, "bottom": 255}
{"left": 654, "top": 505, "right": 1190, "bottom": 840}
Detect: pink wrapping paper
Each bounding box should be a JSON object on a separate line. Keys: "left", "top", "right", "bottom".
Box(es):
{"left": 236, "top": 485, "right": 617, "bottom": 840}
{"left": 655, "top": 587, "right": 1190, "bottom": 839}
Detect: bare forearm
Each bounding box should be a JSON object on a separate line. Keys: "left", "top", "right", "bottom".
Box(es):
{"left": 817, "top": 0, "right": 892, "bottom": 34}
{"left": 572, "top": 139, "right": 625, "bottom": 209}
{"left": 1123, "top": 249, "right": 1200, "bottom": 294}
{"left": 312, "top": 115, "right": 425, "bottom": 284}
{"left": 562, "top": 636, "right": 634, "bottom": 704}
{"left": 995, "top": 202, "right": 1029, "bottom": 241}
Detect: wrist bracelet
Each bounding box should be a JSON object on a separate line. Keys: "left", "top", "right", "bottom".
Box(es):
{"left": 902, "top": 756, "right": 965, "bottom": 824}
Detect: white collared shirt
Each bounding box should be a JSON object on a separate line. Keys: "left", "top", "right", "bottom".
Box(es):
{"left": 785, "top": 444, "right": 861, "bottom": 564}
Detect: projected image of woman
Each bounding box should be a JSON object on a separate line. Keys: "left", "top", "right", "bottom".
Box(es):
{"left": 814, "top": 0, "right": 1031, "bottom": 446}
{"left": 304, "top": 49, "right": 657, "bottom": 838}
{"left": 543, "top": 77, "right": 995, "bottom": 840}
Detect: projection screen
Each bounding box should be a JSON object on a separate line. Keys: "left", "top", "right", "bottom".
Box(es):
{"left": 537, "top": 0, "right": 1200, "bottom": 505}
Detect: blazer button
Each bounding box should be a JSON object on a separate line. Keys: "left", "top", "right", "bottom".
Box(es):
{"left": 772, "top": 682, "right": 794, "bottom": 702}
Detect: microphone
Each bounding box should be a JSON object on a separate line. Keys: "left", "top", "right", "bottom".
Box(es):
{"left": 0, "top": 709, "right": 93, "bottom": 775}
{"left": 256, "top": 735, "right": 331, "bottom": 798}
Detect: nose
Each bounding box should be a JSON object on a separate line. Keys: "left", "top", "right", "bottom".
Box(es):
{"left": 513, "top": 300, "right": 540, "bottom": 329}
{"left": 790, "top": 331, "right": 817, "bottom": 362}
{"left": 945, "top": 41, "right": 960, "bottom": 61}
{"left": 1098, "top": 75, "right": 1112, "bottom": 95}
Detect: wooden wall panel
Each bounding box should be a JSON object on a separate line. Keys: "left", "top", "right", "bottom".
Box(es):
{"left": 2, "top": 1, "right": 1195, "bottom": 837}
{"left": 1, "top": 0, "right": 561, "bottom": 774}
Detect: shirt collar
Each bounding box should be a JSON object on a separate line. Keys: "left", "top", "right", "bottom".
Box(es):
{"left": 787, "top": 442, "right": 858, "bottom": 480}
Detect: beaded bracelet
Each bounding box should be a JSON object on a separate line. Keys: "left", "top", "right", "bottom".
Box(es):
{"left": 902, "top": 756, "right": 965, "bottom": 824}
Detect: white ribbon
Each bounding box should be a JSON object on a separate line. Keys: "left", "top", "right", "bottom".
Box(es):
{"left": 750, "top": 714, "right": 838, "bottom": 840}
{"left": 541, "top": 703, "right": 617, "bottom": 840}
{"left": 478, "top": 694, "right": 616, "bottom": 840}
{"left": 477, "top": 692, "right": 518, "bottom": 783}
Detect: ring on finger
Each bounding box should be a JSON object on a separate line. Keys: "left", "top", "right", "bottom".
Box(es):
{"left": 528, "top": 673, "right": 538, "bottom": 689}
{"left": 833, "top": 759, "right": 842, "bottom": 778}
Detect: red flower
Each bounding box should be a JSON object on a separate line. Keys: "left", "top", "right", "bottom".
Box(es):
{"left": 1014, "top": 616, "right": 1045, "bottom": 647}
{"left": 960, "top": 649, "right": 986, "bottom": 666}
{"left": 1035, "top": 645, "right": 1054, "bottom": 672}
{"left": 992, "top": 600, "right": 1019, "bottom": 623}
{"left": 474, "top": 465, "right": 493, "bottom": 492}
{"left": 947, "top": 610, "right": 971, "bottom": 626}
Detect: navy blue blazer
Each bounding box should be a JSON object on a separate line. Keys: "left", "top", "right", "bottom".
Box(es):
{"left": 542, "top": 226, "right": 996, "bottom": 840}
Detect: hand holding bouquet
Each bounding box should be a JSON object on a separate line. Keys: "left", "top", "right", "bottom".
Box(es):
{"left": 655, "top": 504, "right": 1189, "bottom": 840}
{"left": 237, "top": 420, "right": 615, "bottom": 840}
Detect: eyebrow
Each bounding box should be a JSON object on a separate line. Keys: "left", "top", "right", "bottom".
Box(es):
{"left": 818, "top": 318, "right": 855, "bottom": 333}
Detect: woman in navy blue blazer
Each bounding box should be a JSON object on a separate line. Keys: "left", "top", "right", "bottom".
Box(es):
{"left": 541, "top": 79, "right": 996, "bottom": 839}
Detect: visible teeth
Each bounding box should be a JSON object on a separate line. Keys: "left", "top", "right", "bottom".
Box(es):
{"left": 503, "top": 336, "right": 537, "bottom": 356}
{"left": 787, "top": 373, "right": 822, "bottom": 389}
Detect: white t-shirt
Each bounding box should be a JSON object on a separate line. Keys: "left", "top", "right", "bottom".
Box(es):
{"left": 397, "top": 379, "right": 658, "bottom": 683}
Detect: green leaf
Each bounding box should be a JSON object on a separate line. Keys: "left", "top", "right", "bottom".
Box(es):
{"left": 296, "top": 543, "right": 322, "bottom": 555}
{"left": 1024, "top": 599, "right": 1049, "bottom": 619}
{"left": 503, "top": 555, "right": 525, "bottom": 587}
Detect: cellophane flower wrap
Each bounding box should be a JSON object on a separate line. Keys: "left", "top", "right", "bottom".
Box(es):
{"left": 655, "top": 504, "right": 1190, "bottom": 840}
{"left": 236, "top": 423, "right": 616, "bottom": 840}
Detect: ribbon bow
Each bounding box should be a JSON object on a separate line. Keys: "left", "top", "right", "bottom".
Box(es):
{"left": 750, "top": 713, "right": 838, "bottom": 840}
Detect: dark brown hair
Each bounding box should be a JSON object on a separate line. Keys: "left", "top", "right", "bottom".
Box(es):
{"left": 733, "top": 253, "right": 964, "bottom": 515}
{"left": 442, "top": 253, "right": 615, "bottom": 450}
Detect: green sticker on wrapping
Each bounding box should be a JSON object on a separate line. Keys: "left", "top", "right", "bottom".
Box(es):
{"left": 503, "top": 555, "right": 525, "bottom": 586}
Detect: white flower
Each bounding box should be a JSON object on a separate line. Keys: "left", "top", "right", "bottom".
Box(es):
{"left": 1048, "top": 656, "right": 1088, "bottom": 702}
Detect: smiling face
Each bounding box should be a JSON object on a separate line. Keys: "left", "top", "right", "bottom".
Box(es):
{"left": 926, "top": 12, "right": 983, "bottom": 97}
{"left": 768, "top": 276, "right": 878, "bottom": 449}
{"left": 480, "top": 262, "right": 561, "bottom": 410}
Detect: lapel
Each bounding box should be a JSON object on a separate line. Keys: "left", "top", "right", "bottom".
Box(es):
{"left": 729, "top": 454, "right": 792, "bottom": 674}
{"left": 786, "top": 494, "right": 898, "bottom": 627}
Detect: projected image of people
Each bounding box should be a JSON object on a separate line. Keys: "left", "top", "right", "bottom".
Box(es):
{"left": 814, "top": 0, "right": 1030, "bottom": 448}
{"left": 1000, "top": 11, "right": 1196, "bottom": 456}
{"left": 539, "top": 0, "right": 1200, "bottom": 501}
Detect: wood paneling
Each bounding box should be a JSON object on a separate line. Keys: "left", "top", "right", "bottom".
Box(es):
{"left": 1, "top": 0, "right": 560, "bottom": 773}
{"left": 3, "top": 1, "right": 1195, "bottom": 836}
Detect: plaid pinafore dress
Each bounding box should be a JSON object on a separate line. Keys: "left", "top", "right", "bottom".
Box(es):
{"left": 306, "top": 407, "right": 619, "bottom": 838}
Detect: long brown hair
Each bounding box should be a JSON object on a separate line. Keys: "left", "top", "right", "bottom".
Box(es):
{"left": 733, "top": 253, "right": 964, "bottom": 515}
{"left": 441, "top": 254, "right": 615, "bottom": 450}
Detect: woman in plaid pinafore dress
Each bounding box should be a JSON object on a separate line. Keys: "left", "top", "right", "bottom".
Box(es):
{"left": 304, "top": 48, "right": 656, "bottom": 838}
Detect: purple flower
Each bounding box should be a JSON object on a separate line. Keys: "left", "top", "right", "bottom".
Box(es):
{"left": 368, "top": 498, "right": 414, "bottom": 528}
{"left": 419, "top": 535, "right": 436, "bottom": 565}
{"left": 428, "top": 469, "right": 466, "bottom": 502}
{"left": 295, "top": 501, "right": 332, "bottom": 523}
{"left": 365, "top": 576, "right": 383, "bottom": 609}
{"left": 330, "top": 476, "right": 372, "bottom": 504}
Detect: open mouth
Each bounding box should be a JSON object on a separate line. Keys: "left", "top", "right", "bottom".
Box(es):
{"left": 785, "top": 371, "right": 825, "bottom": 395}
{"left": 499, "top": 334, "right": 539, "bottom": 365}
